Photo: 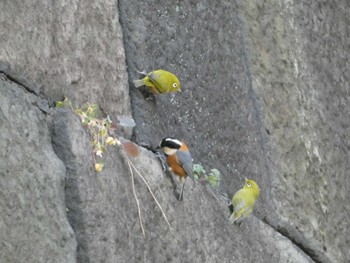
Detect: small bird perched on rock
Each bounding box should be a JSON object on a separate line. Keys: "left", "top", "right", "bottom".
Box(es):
{"left": 158, "top": 138, "right": 194, "bottom": 201}
{"left": 133, "top": 69, "right": 181, "bottom": 94}
{"left": 229, "top": 178, "right": 260, "bottom": 224}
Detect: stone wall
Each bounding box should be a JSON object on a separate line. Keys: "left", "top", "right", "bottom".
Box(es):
{"left": 1, "top": 0, "right": 349, "bottom": 262}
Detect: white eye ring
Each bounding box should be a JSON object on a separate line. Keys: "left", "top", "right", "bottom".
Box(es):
{"left": 173, "top": 83, "right": 177, "bottom": 88}
{"left": 247, "top": 182, "right": 252, "bottom": 187}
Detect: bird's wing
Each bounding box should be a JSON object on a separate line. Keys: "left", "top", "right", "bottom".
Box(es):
{"left": 232, "top": 191, "right": 256, "bottom": 221}
{"left": 242, "top": 204, "right": 254, "bottom": 218}
{"left": 229, "top": 196, "right": 245, "bottom": 223}
{"left": 233, "top": 196, "right": 245, "bottom": 215}
{"left": 176, "top": 150, "right": 195, "bottom": 184}
{"left": 148, "top": 71, "right": 168, "bottom": 93}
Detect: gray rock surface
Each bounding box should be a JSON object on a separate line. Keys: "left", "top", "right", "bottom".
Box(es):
{"left": 0, "top": 0, "right": 349, "bottom": 262}
{"left": 51, "top": 108, "right": 313, "bottom": 263}
{"left": 0, "top": 0, "right": 131, "bottom": 125}
{"left": 0, "top": 79, "right": 76, "bottom": 263}
{"left": 239, "top": 1, "right": 350, "bottom": 262}
{"left": 119, "top": 0, "right": 349, "bottom": 262}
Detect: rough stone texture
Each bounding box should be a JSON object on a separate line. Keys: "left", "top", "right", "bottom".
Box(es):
{"left": 119, "top": 0, "right": 264, "bottom": 203}
{"left": 119, "top": 0, "right": 349, "bottom": 262}
{"left": 51, "top": 109, "right": 313, "bottom": 263}
{"left": 0, "top": 0, "right": 349, "bottom": 262}
{"left": 238, "top": 1, "right": 350, "bottom": 262}
{"left": 0, "top": 79, "right": 76, "bottom": 263}
{"left": 0, "top": 0, "right": 131, "bottom": 125}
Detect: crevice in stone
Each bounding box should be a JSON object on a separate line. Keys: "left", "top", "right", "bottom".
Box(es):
{"left": 0, "top": 71, "right": 38, "bottom": 96}
{"left": 261, "top": 218, "right": 329, "bottom": 263}
{"left": 115, "top": 0, "right": 140, "bottom": 144}
{"left": 1, "top": 72, "right": 87, "bottom": 260}
{"left": 234, "top": 8, "right": 273, "bottom": 204}
{"left": 234, "top": 7, "right": 329, "bottom": 263}
{"left": 0, "top": 71, "right": 53, "bottom": 115}
{"left": 50, "top": 109, "right": 90, "bottom": 263}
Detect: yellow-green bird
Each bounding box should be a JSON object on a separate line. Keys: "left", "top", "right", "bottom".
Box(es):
{"left": 133, "top": 69, "right": 181, "bottom": 94}
{"left": 229, "top": 178, "right": 260, "bottom": 224}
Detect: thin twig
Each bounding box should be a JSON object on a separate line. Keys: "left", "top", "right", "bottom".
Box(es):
{"left": 126, "top": 159, "right": 146, "bottom": 237}
{"left": 207, "top": 185, "right": 222, "bottom": 204}
{"left": 125, "top": 155, "right": 171, "bottom": 228}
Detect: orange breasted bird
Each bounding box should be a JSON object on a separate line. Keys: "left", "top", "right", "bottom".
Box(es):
{"left": 133, "top": 69, "right": 181, "bottom": 94}
{"left": 158, "top": 138, "right": 195, "bottom": 201}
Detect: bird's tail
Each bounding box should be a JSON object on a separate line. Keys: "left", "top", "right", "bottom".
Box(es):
{"left": 178, "top": 183, "right": 185, "bottom": 201}
{"left": 188, "top": 173, "right": 196, "bottom": 187}
{"left": 133, "top": 79, "right": 145, "bottom": 88}
{"left": 228, "top": 213, "right": 236, "bottom": 224}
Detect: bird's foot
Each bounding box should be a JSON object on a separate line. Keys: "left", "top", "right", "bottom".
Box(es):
{"left": 155, "top": 152, "right": 168, "bottom": 172}
{"left": 136, "top": 69, "right": 148, "bottom": 75}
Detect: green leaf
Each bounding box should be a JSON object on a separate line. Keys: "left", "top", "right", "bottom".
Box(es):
{"left": 206, "top": 175, "right": 220, "bottom": 188}
{"left": 75, "top": 108, "right": 83, "bottom": 115}
{"left": 100, "top": 129, "right": 107, "bottom": 137}
{"left": 82, "top": 103, "right": 99, "bottom": 118}
{"left": 102, "top": 118, "right": 112, "bottom": 129}
{"left": 82, "top": 117, "right": 91, "bottom": 125}
{"left": 56, "top": 101, "right": 64, "bottom": 107}
{"left": 208, "top": 168, "right": 221, "bottom": 178}
{"left": 194, "top": 164, "right": 206, "bottom": 177}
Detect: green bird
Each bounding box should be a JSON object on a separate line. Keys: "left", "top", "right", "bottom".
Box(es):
{"left": 229, "top": 178, "right": 260, "bottom": 224}
{"left": 133, "top": 69, "right": 181, "bottom": 94}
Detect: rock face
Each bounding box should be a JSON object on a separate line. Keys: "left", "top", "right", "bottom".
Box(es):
{"left": 49, "top": 108, "right": 315, "bottom": 263}
{"left": 0, "top": 0, "right": 131, "bottom": 123}
{"left": 1, "top": 0, "right": 349, "bottom": 263}
{"left": 238, "top": 1, "right": 350, "bottom": 262}
{"left": 119, "top": 0, "right": 349, "bottom": 262}
{"left": 0, "top": 79, "right": 76, "bottom": 263}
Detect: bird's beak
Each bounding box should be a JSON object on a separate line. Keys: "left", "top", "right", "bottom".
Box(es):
{"left": 179, "top": 89, "right": 182, "bottom": 93}
{"left": 155, "top": 145, "right": 161, "bottom": 150}
{"left": 244, "top": 177, "right": 248, "bottom": 182}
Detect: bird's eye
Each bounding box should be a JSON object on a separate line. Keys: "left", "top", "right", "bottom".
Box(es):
{"left": 173, "top": 83, "right": 177, "bottom": 88}
{"left": 247, "top": 182, "right": 252, "bottom": 187}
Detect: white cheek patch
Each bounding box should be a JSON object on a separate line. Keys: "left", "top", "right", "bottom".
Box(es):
{"left": 163, "top": 147, "right": 178, "bottom": 156}
{"left": 165, "top": 138, "right": 181, "bottom": 146}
